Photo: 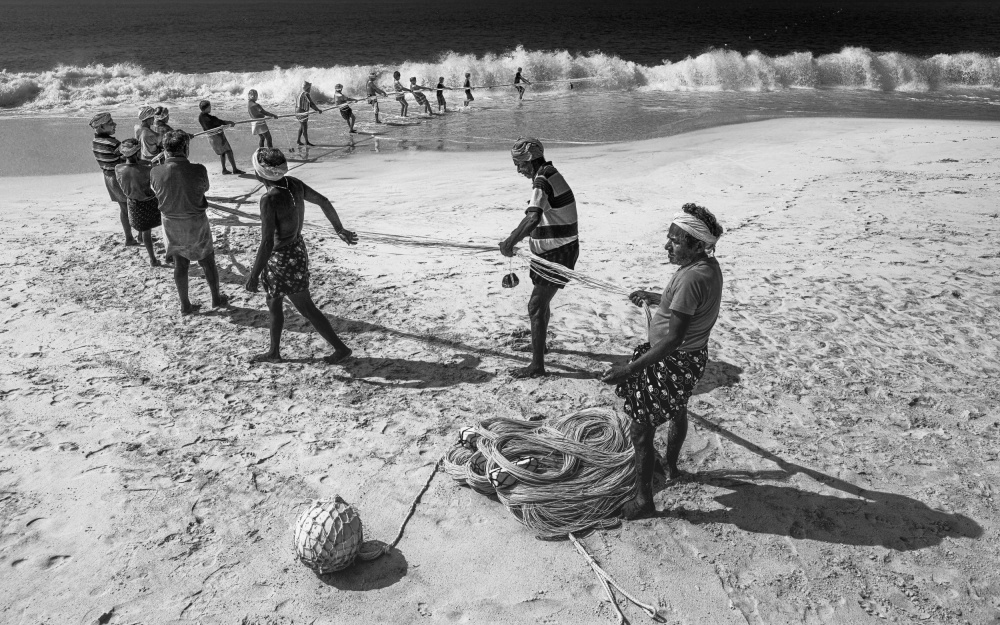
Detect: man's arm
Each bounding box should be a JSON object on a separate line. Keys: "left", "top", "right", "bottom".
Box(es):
{"left": 499, "top": 187, "right": 546, "bottom": 256}
{"left": 601, "top": 310, "right": 692, "bottom": 384}
{"left": 246, "top": 195, "right": 277, "bottom": 291}
{"left": 628, "top": 289, "right": 662, "bottom": 307}
{"left": 301, "top": 182, "right": 358, "bottom": 245}
{"left": 308, "top": 95, "right": 322, "bottom": 113}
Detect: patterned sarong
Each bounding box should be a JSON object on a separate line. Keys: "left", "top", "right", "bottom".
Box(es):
{"left": 262, "top": 236, "right": 310, "bottom": 299}
{"left": 614, "top": 343, "right": 708, "bottom": 427}
{"left": 127, "top": 197, "right": 162, "bottom": 231}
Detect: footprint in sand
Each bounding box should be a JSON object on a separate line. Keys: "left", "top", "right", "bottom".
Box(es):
{"left": 45, "top": 555, "right": 72, "bottom": 569}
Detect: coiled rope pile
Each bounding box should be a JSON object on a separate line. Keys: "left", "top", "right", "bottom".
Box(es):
{"left": 444, "top": 407, "right": 636, "bottom": 540}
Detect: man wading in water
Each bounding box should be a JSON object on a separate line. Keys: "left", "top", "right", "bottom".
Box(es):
{"left": 499, "top": 137, "right": 579, "bottom": 379}
{"left": 245, "top": 148, "right": 358, "bottom": 364}
{"left": 601, "top": 203, "right": 724, "bottom": 519}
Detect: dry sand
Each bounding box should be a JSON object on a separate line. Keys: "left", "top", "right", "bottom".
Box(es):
{"left": 0, "top": 118, "right": 998, "bottom": 624}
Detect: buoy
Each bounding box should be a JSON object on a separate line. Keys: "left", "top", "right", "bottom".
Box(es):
{"left": 470, "top": 451, "right": 487, "bottom": 475}
{"left": 502, "top": 272, "right": 519, "bottom": 288}
{"left": 489, "top": 456, "right": 539, "bottom": 489}
{"left": 458, "top": 426, "right": 479, "bottom": 449}
{"left": 293, "top": 496, "right": 364, "bottom": 573}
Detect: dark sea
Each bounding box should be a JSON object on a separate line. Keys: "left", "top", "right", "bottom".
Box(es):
{"left": 1, "top": 0, "right": 999, "bottom": 175}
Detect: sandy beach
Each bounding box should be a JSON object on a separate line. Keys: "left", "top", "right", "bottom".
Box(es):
{"left": 1, "top": 117, "right": 998, "bottom": 624}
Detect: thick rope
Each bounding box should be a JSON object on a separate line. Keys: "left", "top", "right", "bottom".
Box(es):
{"left": 569, "top": 533, "right": 662, "bottom": 622}
{"left": 358, "top": 457, "right": 442, "bottom": 561}
{"left": 444, "top": 408, "right": 637, "bottom": 539}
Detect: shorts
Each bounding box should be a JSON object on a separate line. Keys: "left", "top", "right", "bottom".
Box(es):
{"left": 207, "top": 132, "right": 232, "bottom": 156}
{"left": 465, "top": 90, "right": 474, "bottom": 101}
{"left": 295, "top": 111, "right": 309, "bottom": 122}
{"left": 103, "top": 171, "right": 127, "bottom": 203}
{"left": 528, "top": 240, "right": 579, "bottom": 289}
{"left": 413, "top": 93, "right": 428, "bottom": 105}
{"left": 436, "top": 92, "right": 446, "bottom": 106}
{"left": 340, "top": 106, "right": 353, "bottom": 120}
{"left": 395, "top": 94, "right": 406, "bottom": 104}
{"left": 250, "top": 120, "right": 269, "bottom": 135}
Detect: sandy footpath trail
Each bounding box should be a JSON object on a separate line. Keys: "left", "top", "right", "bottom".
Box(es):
{"left": 0, "top": 118, "right": 998, "bottom": 624}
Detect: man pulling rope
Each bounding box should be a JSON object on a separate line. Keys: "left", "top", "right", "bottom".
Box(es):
{"left": 601, "top": 203, "right": 724, "bottom": 519}
{"left": 499, "top": 137, "right": 580, "bottom": 379}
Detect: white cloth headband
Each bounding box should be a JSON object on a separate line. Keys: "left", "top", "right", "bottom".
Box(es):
{"left": 671, "top": 212, "right": 718, "bottom": 246}
{"left": 252, "top": 150, "right": 288, "bottom": 181}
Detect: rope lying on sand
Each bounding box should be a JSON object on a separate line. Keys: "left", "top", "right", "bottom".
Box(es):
{"left": 357, "top": 458, "right": 442, "bottom": 561}
{"left": 443, "top": 407, "right": 636, "bottom": 539}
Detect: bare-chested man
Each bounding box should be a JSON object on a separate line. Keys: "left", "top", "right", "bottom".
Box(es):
{"left": 245, "top": 148, "right": 358, "bottom": 364}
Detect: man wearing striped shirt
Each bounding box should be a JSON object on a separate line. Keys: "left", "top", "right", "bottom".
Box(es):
{"left": 499, "top": 137, "right": 579, "bottom": 378}
{"left": 90, "top": 112, "right": 139, "bottom": 247}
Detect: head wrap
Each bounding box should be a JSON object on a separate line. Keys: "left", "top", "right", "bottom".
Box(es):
{"left": 154, "top": 107, "right": 169, "bottom": 122}
{"left": 369, "top": 70, "right": 377, "bottom": 77}
{"left": 248, "top": 89, "right": 258, "bottom": 99}
{"left": 334, "top": 84, "right": 343, "bottom": 90}
{"left": 118, "top": 139, "right": 141, "bottom": 158}
{"left": 511, "top": 137, "right": 544, "bottom": 163}
{"left": 89, "top": 112, "right": 112, "bottom": 129}
{"left": 138, "top": 106, "right": 155, "bottom": 121}
{"left": 303, "top": 81, "right": 311, "bottom": 88}
{"left": 252, "top": 149, "right": 288, "bottom": 182}
{"left": 671, "top": 212, "right": 719, "bottom": 251}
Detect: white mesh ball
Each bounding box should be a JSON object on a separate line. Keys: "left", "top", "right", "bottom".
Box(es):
{"left": 293, "top": 496, "right": 364, "bottom": 573}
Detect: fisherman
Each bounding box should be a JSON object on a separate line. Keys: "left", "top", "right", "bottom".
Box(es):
{"left": 514, "top": 67, "right": 531, "bottom": 100}
{"left": 366, "top": 71, "right": 387, "bottom": 123}
{"left": 295, "top": 81, "right": 322, "bottom": 146}
{"left": 499, "top": 137, "right": 579, "bottom": 379}
{"left": 600, "top": 203, "right": 724, "bottom": 519}
{"left": 197, "top": 100, "right": 243, "bottom": 174}
{"left": 409, "top": 77, "right": 434, "bottom": 115}
{"left": 332, "top": 84, "right": 358, "bottom": 133}
{"left": 248, "top": 89, "right": 280, "bottom": 148}
{"left": 149, "top": 107, "right": 175, "bottom": 165}
{"left": 245, "top": 148, "right": 358, "bottom": 364}
{"left": 90, "top": 112, "right": 139, "bottom": 247}
{"left": 150, "top": 131, "right": 229, "bottom": 314}
{"left": 135, "top": 106, "right": 162, "bottom": 163}
{"left": 115, "top": 138, "right": 165, "bottom": 266}
{"left": 435, "top": 76, "right": 450, "bottom": 113}
{"left": 463, "top": 72, "right": 474, "bottom": 107}
{"left": 392, "top": 71, "right": 411, "bottom": 117}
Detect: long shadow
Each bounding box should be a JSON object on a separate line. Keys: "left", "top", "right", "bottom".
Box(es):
{"left": 338, "top": 354, "right": 495, "bottom": 388}
{"left": 316, "top": 547, "right": 407, "bottom": 590}
{"left": 667, "top": 413, "right": 983, "bottom": 550}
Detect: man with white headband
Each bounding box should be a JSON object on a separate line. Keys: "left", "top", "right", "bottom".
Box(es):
{"left": 245, "top": 148, "right": 358, "bottom": 364}
{"left": 601, "top": 202, "right": 724, "bottom": 519}
{"left": 247, "top": 89, "right": 279, "bottom": 148}
{"left": 295, "top": 81, "right": 322, "bottom": 146}
{"left": 499, "top": 137, "right": 580, "bottom": 378}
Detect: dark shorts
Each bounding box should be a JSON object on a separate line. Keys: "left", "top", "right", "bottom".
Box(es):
{"left": 436, "top": 92, "right": 446, "bottom": 105}
{"left": 340, "top": 106, "right": 353, "bottom": 120}
{"left": 103, "top": 171, "right": 127, "bottom": 203}
{"left": 207, "top": 132, "right": 232, "bottom": 156}
{"left": 615, "top": 343, "right": 708, "bottom": 428}
{"left": 262, "top": 236, "right": 310, "bottom": 299}
{"left": 414, "top": 93, "right": 428, "bottom": 105}
{"left": 465, "top": 90, "right": 474, "bottom": 101}
{"left": 395, "top": 94, "right": 406, "bottom": 103}
{"left": 127, "top": 196, "right": 161, "bottom": 231}
{"left": 529, "top": 240, "right": 579, "bottom": 289}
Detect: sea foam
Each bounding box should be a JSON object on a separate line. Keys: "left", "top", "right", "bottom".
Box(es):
{"left": 2, "top": 46, "right": 999, "bottom": 113}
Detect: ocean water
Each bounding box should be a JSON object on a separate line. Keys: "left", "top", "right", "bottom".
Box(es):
{"left": 1, "top": 0, "right": 999, "bottom": 175}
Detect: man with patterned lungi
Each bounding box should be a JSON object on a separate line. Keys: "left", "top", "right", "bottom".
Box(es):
{"left": 602, "top": 203, "right": 724, "bottom": 519}
{"left": 245, "top": 148, "right": 358, "bottom": 365}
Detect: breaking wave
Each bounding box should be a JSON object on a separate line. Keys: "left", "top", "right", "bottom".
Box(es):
{"left": 2, "top": 46, "right": 999, "bottom": 113}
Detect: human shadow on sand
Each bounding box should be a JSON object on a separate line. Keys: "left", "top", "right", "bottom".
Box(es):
{"left": 316, "top": 546, "right": 407, "bottom": 591}
{"left": 659, "top": 413, "right": 983, "bottom": 551}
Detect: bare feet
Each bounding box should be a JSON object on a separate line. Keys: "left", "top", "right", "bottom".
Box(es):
{"left": 222, "top": 170, "right": 232, "bottom": 175}
{"left": 212, "top": 294, "right": 230, "bottom": 308}
{"left": 181, "top": 303, "right": 202, "bottom": 316}
{"left": 510, "top": 365, "right": 547, "bottom": 379}
{"left": 125, "top": 238, "right": 141, "bottom": 247}
{"left": 323, "top": 348, "right": 353, "bottom": 365}
{"left": 250, "top": 351, "right": 282, "bottom": 363}
{"left": 620, "top": 497, "right": 655, "bottom": 520}
{"left": 149, "top": 258, "right": 162, "bottom": 267}
{"left": 232, "top": 169, "right": 245, "bottom": 175}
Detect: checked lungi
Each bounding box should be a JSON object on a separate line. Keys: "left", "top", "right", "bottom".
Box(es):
{"left": 127, "top": 197, "right": 162, "bottom": 231}
{"left": 262, "top": 235, "right": 310, "bottom": 299}
{"left": 615, "top": 342, "right": 708, "bottom": 427}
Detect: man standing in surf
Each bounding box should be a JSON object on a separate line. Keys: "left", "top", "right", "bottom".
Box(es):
{"left": 248, "top": 89, "right": 280, "bottom": 148}
{"left": 601, "top": 203, "right": 724, "bottom": 519}
{"left": 499, "top": 137, "right": 579, "bottom": 379}
{"left": 366, "top": 71, "right": 387, "bottom": 123}
{"left": 463, "top": 72, "right": 474, "bottom": 107}
{"left": 514, "top": 67, "right": 530, "bottom": 100}
{"left": 245, "top": 148, "right": 358, "bottom": 365}
{"left": 295, "top": 81, "right": 322, "bottom": 146}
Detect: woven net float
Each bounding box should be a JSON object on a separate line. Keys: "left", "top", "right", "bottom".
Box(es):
{"left": 293, "top": 496, "right": 364, "bottom": 573}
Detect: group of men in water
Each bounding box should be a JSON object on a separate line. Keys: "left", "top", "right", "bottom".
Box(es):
{"left": 90, "top": 99, "right": 724, "bottom": 519}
